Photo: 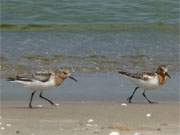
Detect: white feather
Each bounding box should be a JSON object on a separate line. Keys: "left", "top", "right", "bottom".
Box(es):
{"left": 11, "top": 79, "right": 55, "bottom": 90}
{"left": 9, "top": 73, "right": 56, "bottom": 91}
{"left": 129, "top": 75, "right": 160, "bottom": 90}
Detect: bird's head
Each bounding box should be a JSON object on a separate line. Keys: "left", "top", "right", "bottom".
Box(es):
{"left": 56, "top": 69, "right": 77, "bottom": 82}
{"left": 156, "top": 65, "right": 171, "bottom": 79}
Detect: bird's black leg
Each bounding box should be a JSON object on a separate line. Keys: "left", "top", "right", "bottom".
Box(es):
{"left": 39, "top": 92, "right": 55, "bottom": 106}
{"left": 29, "top": 91, "right": 36, "bottom": 108}
{"left": 127, "top": 87, "right": 139, "bottom": 103}
{"left": 142, "top": 90, "right": 155, "bottom": 104}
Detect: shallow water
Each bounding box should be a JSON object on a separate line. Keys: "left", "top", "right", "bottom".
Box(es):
{"left": 0, "top": 0, "right": 179, "bottom": 101}
{"left": 1, "top": 72, "right": 179, "bottom": 101}
{"left": 1, "top": 0, "right": 179, "bottom": 24}
{"left": 1, "top": 29, "right": 179, "bottom": 73}
{"left": 1, "top": 0, "right": 179, "bottom": 73}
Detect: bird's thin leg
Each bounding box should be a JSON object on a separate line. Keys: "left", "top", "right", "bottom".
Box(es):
{"left": 127, "top": 87, "right": 139, "bottom": 103}
{"left": 29, "top": 91, "right": 36, "bottom": 108}
{"left": 142, "top": 90, "right": 156, "bottom": 104}
{"left": 39, "top": 92, "right": 55, "bottom": 106}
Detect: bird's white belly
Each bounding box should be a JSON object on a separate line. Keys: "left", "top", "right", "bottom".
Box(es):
{"left": 132, "top": 78, "right": 160, "bottom": 90}
{"left": 20, "top": 80, "right": 55, "bottom": 91}
{"left": 25, "top": 84, "right": 52, "bottom": 90}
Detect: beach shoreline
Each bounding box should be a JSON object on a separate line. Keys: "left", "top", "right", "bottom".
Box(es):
{"left": 0, "top": 101, "right": 179, "bottom": 135}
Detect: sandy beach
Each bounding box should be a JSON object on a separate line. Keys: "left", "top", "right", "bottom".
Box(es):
{"left": 0, "top": 101, "right": 179, "bottom": 135}
{"left": 1, "top": 0, "right": 179, "bottom": 135}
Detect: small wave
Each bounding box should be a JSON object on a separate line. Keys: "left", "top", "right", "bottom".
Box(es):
{"left": 1, "top": 54, "right": 179, "bottom": 77}
{"left": 0, "top": 23, "right": 178, "bottom": 32}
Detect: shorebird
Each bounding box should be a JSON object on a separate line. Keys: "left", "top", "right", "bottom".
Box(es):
{"left": 118, "top": 65, "right": 171, "bottom": 103}
{"left": 7, "top": 69, "right": 77, "bottom": 108}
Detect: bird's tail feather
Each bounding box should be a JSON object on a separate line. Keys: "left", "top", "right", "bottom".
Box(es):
{"left": 118, "top": 71, "right": 132, "bottom": 77}
{"left": 7, "top": 77, "right": 16, "bottom": 81}
{"left": 7, "top": 76, "right": 33, "bottom": 82}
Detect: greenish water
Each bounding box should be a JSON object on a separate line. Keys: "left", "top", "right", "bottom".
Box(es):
{"left": 1, "top": 0, "right": 179, "bottom": 32}
{"left": 0, "top": 23, "right": 178, "bottom": 32}
{"left": 1, "top": 30, "right": 179, "bottom": 74}
{"left": 0, "top": 0, "right": 179, "bottom": 101}
{"left": 1, "top": 0, "right": 179, "bottom": 24}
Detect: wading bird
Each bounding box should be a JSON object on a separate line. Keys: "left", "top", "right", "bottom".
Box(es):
{"left": 118, "top": 65, "right": 171, "bottom": 103}
{"left": 7, "top": 69, "right": 77, "bottom": 108}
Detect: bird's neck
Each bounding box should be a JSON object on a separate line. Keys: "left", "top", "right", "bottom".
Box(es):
{"left": 54, "top": 75, "right": 66, "bottom": 86}
{"left": 157, "top": 73, "right": 166, "bottom": 85}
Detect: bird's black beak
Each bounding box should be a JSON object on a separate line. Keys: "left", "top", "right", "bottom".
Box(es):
{"left": 165, "top": 72, "right": 171, "bottom": 79}
{"left": 69, "top": 76, "right": 78, "bottom": 82}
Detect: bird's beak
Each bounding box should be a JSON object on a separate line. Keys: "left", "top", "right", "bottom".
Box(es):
{"left": 69, "top": 76, "right": 78, "bottom": 82}
{"left": 165, "top": 72, "right": 171, "bottom": 79}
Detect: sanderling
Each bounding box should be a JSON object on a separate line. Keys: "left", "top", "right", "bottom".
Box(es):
{"left": 118, "top": 65, "right": 171, "bottom": 103}
{"left": 7, "top": 69, "right": 77, "bottom": 108}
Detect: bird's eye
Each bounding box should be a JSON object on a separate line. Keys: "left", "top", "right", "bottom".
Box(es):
{"left": 63, "top": 72, "right": 67, "bottom": 75}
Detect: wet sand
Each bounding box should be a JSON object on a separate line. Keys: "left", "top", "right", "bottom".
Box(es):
{"left": 0, "top": 101, "right": 179, "bottom": 135}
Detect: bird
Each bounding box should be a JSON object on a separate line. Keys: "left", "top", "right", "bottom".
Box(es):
{"left": 7, "top": 69, "right": 77, "bottom": 108}
{"left": 118, "top": 65, "right": 171, "bottom": 103}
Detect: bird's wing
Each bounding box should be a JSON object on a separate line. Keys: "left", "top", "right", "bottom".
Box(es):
{"left": 131, "top": 72, "right": 144, "bottom": 79}
{"left": 7, "top": 71, "right": 52, "bottom": 82}
{"left": 142, "top": 72, "right": 156, "bottom": 80}
{"left": 118, "top": 71, "right": 142, "bottom": 79}
{"left": 118, "top": 71, "right": 134, "bottom": 78}
{"left": 7, "top": 76, "right": 33, "bottom": 82}
{"left": 33, "top": 71, "right": 51, "bottom": 82}
{"left": 118, "top": 71, "right": 155, "bottom": 80}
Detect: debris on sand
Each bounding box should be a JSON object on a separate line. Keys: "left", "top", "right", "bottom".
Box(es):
{"left": 55, "top": 103, "right": 60, "bottom": 106}
{"left": 88, "top": 119, "right": 94, "bottom": 123}
{"left": 6, "top": 123, "right": 12, "bottom": 127}
{"left": 16, "top": 130, "right": 20, "bottom": 134}
{"left": 86, "top": 123, "right": 98, "bottom": 127}
{"left": 138, "top": 126, "right": 161, "bottom": 131}
{"left": 121, "top": 103, "right": 127, "bottom": 106}
{"left": 134, "top": 132, "right": 141, "bottom": 135}
{"left": 109, "top": 124, "right": 130, "bottom": 131}
{"left": 109, "top": 131, "right": 120, "bottom": 135}
{"left": 146, "top": 113, "right": 151, "bottom": 118}
{"left": 37, "top": 105, "right": 43, "bottom": 108}
{"left": 1, "top": 127, "right": 5, "bottom": 130}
